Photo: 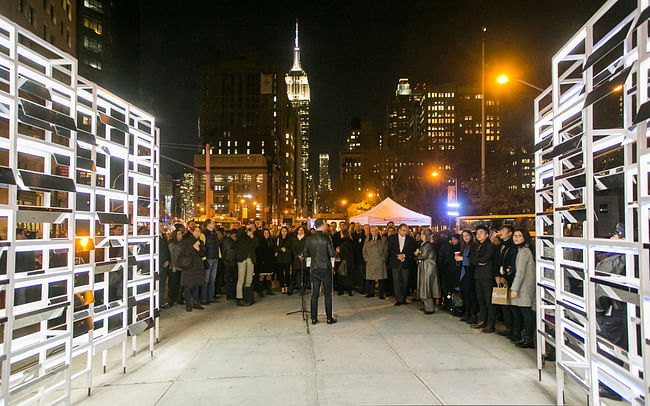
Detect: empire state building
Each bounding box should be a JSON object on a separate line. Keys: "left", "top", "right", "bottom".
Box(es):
{"left": 285, "top": 20, "right": 311, "bottom": 183}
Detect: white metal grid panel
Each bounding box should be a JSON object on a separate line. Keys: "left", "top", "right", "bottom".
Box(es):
{"left": 535, "top": 1, "right": 650, "bottom": 404}
{"left": 0, "top": 15, "right": 159, "bottom": 406}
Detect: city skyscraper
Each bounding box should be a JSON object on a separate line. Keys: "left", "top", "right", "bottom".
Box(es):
{"left": 386, "top": 78, "right": 423, "bottom": 149}
{"left": 285, "top": 20, "right": 311, "bottom": 184}
{"left": 319, "top": 153, "right": 331, "bottom": 193}
{"left": 197, "top": 55, "right": 303, "bottom": 221}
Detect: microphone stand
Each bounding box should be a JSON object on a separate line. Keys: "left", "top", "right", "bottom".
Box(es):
{"left": 286, "top": 258, "right": 307, "bottom": 320}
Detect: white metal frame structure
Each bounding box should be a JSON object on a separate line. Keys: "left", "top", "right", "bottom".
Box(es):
{"left": 535, "top": 0, "right": 650, "bottom": 404}
{"left": 0, "top": 15, "right": 159, "bottom": 405}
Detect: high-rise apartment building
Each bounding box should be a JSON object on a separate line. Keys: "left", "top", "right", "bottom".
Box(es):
{"left": 76, "top": 0, "right": 140, "bottom": 103}
{"left": 386, "top": 78, "right": 425, "bottom": 149}
{"left": 340, "top": 117, "right": 381, "bottom": 192}
{"left": 0, "top": 0, "right": 76, "bottom": 55}
{"left": 198, "top": 55, "right": 303, "bottom": 221}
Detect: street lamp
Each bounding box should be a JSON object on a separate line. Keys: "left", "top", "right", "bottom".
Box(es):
{"left": 341, "top": 199, "right": 347, "bottom": 206}
{"left": 496, "top": 74, "right": 544, "bottom": 92}
{"left": 431, "top": 171, "right": 459, "bottom": 227}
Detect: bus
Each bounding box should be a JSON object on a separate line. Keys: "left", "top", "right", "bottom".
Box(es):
{"left": 455, "top": 214, "right": 535, "bottom": 236}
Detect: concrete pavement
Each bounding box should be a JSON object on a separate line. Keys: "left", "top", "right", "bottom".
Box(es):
{"left": 68, "top": 292, "right": 581, "bottom": 405}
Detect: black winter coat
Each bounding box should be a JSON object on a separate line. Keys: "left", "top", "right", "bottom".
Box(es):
{"left": 470, "top": 239, "right": 497, "bottom": 280}
{"left": 276, "top": 236, "right": 293, "bottom": 265}
{"left": 235, "top": 234, "right": 258, "bottom": 263}
{"left": 221, "top": 237, "right": 237, "bottom": 266}
{"left": 255, "top": 237, "right": 276, "bottom": 274}
{"left": 179, "top": 236, "right": 206, "bottom": 288}
{"left": 292, "top": 235, "right": 307, "bottom": 269}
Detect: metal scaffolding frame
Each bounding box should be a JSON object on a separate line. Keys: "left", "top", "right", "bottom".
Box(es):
{"left": 535, "top": 0, "right": 650, "bottom": 404}
{"left": 0, "top": 15, "right": 159, "bottom": 406}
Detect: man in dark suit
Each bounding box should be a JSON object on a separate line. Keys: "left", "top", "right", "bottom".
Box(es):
{"left": 470, "top": 225, "right": 498, "bottom": 333}
{"left": 387, "top": 223, "right": 418, "bottom": 306}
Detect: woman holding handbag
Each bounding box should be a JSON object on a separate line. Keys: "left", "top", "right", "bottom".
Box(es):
{"left": 178, "top": 226, "right": 206, "bottom": 312}
{"left": 509, "top": 229, "right": 535, "bottom": 348}
{"left": 336, "top": 230, "right": 356, "bottom": 296}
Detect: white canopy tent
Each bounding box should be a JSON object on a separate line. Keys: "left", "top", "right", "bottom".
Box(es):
{"left": 349, "top": 197, "right": 431, "bottom": 226}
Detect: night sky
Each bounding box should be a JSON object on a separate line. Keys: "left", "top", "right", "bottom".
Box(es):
{"left": 136, "top": 0, "right": 607, "bottom": 179}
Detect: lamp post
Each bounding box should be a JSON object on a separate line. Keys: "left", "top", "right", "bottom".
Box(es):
{"left": 432, "top": 171, "right": 459, "bottom": 228}
{"left": 481, "top": 26, "right": 486, "bottom": 196}
{"left": 496, "top": 75, "right": 544, "bottom": 92}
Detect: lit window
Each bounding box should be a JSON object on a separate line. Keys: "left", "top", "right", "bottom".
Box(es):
{"left": 83, "top": 16, "right": 102, "bottom": 35}
{"left": 84, "top": 0, "right": 104, "bottom": 13}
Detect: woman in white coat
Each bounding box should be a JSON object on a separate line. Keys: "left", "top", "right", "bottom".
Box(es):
{"left": 509, "top": 229, "right": 535, "bottom": 348}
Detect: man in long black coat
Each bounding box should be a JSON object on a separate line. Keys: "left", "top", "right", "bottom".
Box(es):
{"left": 387, "top": 224, "right": 418, "bottom": 306}
{"left": 470, "top": 225, "right": 498, "bottom": 333}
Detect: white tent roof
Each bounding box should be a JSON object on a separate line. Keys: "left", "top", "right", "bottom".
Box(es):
{"left": 349, "top": 197, "right": 431, "bottom": 226}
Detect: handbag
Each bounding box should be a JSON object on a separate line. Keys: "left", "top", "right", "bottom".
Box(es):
{"left": 451, "top": 291, "right": 464, "bottom": 308}
{"left": 176, "top": 252, "right": 192, "bottom": 270}
{"left": 337, "top": 259, "right": 348, "bottom": 276}
{"left": 491, "top": 284, "right": 510, "bottom": 305}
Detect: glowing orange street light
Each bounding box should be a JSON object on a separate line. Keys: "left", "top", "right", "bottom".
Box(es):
{"left": 431, "top": 171, "right": 439, "bottom": 178}
{"left": 284, "top": 210, "right": 288, "bottom": 214}
{"left": 368, "top": 193, "right": 374, "bottom": 198}
{"left": 240, "top": 199, "right": 245, "bottom": 204}
{"left": 496, "top": 74, "right": 544, "bottom": 91}
{"left": 341, "top": 199, "right": 348, "bottom": 205}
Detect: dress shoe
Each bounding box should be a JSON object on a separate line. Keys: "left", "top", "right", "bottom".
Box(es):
{"left": 515, "top": 337, "right": 535, "bottom": 348}
{"left": 482, "top": 326, "right": 495, "bottom": 333}
{"left": 379, "top": 294, "right": 386, "bottom": 299}
{"left": 312, "top": 319, "right": 318, "bottom": 325}
{"left": 465, "top": 317, "right": 477, "bottom": 325}
{"left": 327, "top": 318, "right": 337, "bottom": 324}
{"left": 161, "top": 303, "right": 170, "bottom": 309}
{"left": 365, "top": 293, "right": 375, "bottom": 298}
{"left": 497, "top": 328, "right": 512, "bottom": 337}
{"left": 185, "top": 303, "right": 192, "bottom": 312}
{"left": 201, "top": 301, "right": 210, "bottom": 306}
{"left": 193, "top": 304, "right": 205, "bottom": 310}
{"left": 210, "top": 299, "right": 219, "bottom": 304}
{"left": 510, "top": 330, "right": 522, "bottom": 343}
{"left": 348, "top": 292, "right": 354, "bottom": 296}
{"left": 401, "top": 300, "right": 408, "bottom": 305}
{"left": 338, "top": 291, "right": 345, "bottom": 296}
{"left": 471, "top": 322, "right": 487, "bottom": 329}
{"left": 394, "top": 302, "right": 401, "bottom": 307}
{"left": 424, "top": 310, "right": 435, "bottom": 315}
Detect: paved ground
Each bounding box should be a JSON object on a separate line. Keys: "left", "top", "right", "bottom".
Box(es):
{"left": 68, "top": 292, "right": 581, "bottom": 406}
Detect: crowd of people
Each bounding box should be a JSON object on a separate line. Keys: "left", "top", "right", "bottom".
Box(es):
{"left": 158, "top": 218, "right": 537, "bottom": 347}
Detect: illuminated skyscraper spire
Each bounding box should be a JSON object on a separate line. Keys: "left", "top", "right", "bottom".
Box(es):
{"left": 292, "top": 19, "right": 302, "bottom": 71}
